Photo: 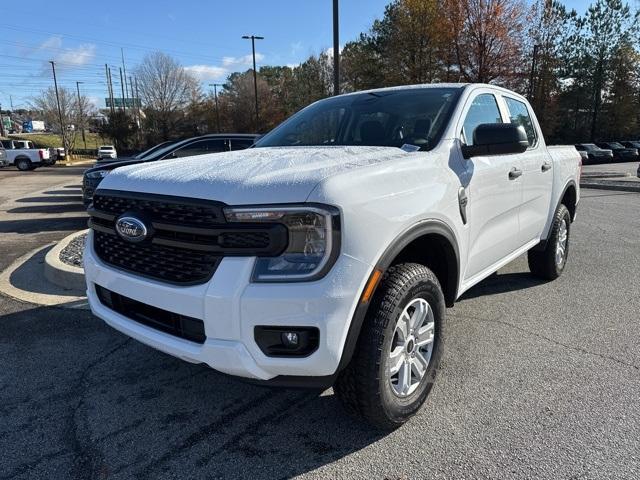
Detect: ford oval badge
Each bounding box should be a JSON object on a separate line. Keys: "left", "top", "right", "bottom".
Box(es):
{"left": 115, "top": 216, "right": 148, "bottom": 242}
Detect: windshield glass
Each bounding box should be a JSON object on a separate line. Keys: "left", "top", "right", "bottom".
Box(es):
{"left": 134, "top": 141, "right": 174, "bottom": 159}
{"left": 255, "top": 87, "right": 462, "bottom": 150}
{"left": 608, "top": 142, "right": 624, "bottom": 149}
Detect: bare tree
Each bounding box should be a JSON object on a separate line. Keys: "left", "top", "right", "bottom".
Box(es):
{"left": 31, "top": 86, "right": 95, "bottom": 152}
{"left": 135, "top": 52, "right": 200, "bottom": 139}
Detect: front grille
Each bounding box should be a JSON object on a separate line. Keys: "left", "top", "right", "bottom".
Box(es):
{"left": 96, "top": 285, "right": 206, "bottom": 343}
{"left": 93, "top": 193, "right": 223, "bottom": 227}
{"left": 94, "top": 231, "right": 220, "bottom": 284}
{"left": 88, "top": 190, "right": 288, "bottom": 285}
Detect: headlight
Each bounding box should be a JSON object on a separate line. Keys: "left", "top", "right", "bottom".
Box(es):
{"left": 224, "top": 205, "right": 340, "bottom": 282}
{"left": 85, "top": 170, "right": 110, "bottom": 179}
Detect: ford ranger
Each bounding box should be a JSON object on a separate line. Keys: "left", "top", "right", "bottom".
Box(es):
{"left": 84, "top": 84, "right": 580, "bottom": 429}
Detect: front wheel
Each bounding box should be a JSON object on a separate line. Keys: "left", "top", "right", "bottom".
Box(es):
{"left": 528, "top": 204, "right": 571, "bottom": 280}
{"left": 334, "top": 263, "right": 445, "bottom": 430}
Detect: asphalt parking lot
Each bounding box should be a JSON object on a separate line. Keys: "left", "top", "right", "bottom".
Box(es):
{"left": 1, "top": 167, "right": 639, "bottom": 479}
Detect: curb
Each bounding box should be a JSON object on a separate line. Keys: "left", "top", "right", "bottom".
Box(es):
{"left": 580, "top": 180, "right": 640, "bottom": 193}
{"left": 44, "top": 229, "right": 88, "bottom": 291}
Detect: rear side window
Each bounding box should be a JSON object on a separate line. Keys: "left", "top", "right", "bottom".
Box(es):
{"left": 504, "top": 97, "right": 537, "bottom": 147}
{"left": 462, "top": 94, "right": 502, "bottom": 146}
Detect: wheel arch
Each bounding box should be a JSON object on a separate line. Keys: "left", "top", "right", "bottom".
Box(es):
{"left": 560, "top": 181, "right": 577, "bottom": 221}
{"left": 336, "top": 220, "right": 460, "bottom": 373}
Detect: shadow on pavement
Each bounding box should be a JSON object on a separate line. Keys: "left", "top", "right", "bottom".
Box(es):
{"left": 42, "top": 189, "right": 83, "bottom": 195}
{"left": 17, "top": 195, "right": 83, "bottom": 203}
{"left": 459, "top": 271, "right": 546, "bottom": 300}
{"left": 0, "top": 216, "right": 87, "bottom": 234}
{"left": 0, "top": 303, "right": 387, "bottom": 479}
{"left": 8, "top": 204, "right": 86, "bottom": 214}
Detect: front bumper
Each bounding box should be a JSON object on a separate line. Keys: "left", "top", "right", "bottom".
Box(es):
{"left": 84, "top": 230, "right": 371, "bottom": 380}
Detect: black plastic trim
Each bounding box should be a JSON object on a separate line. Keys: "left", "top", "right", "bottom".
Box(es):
{"left": 533, "top": 180, "right": 578, "bottom": 251}
{"left": 335, "top": 220, "right": 460, "bottom": 374}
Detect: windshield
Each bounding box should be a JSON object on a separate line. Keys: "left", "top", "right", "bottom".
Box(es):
{"left": 255, "top": 87, "right": 462, "bottom": 150}
{"left": 134, "top": 141, "right": 174, "bottom": 159}
{"left": 608, "top": 142, "right": 624, "bottom": 149}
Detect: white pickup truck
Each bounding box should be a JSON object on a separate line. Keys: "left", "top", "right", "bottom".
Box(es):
{"left": 0, "top": 139, "right": 51, "bottom": 171}
{"left": 85, "top": 83, "right": 580, "bottom": 429}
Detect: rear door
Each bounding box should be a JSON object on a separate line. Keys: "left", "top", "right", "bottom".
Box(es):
{"left": 460, "top": 91, "right": 524, "bottom": 281}
{"left": 500, "top": 95, "right": 553, "bottom": 245}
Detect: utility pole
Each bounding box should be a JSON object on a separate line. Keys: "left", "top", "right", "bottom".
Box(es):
{"left": 121, "top": 48, "right": 129, "bottom": 100}
{"left": 119, "top": 67, "right": 126, "bottom": 112}
{"left": 105, "top": 64, "right": 115, "bottom": 115}
{"left": 76, "top": 81, "right": 87, "bottom": 150}
{"left": 208, "top": 83, "right": 223, "bottom": 133}
{"left": 333, "top": 0, "right": 340, "bottom": 96}
{"left": 76, "top": 82, "right": 87, "bottom": 150}
{"left": 0, "top": 103, "right": 5, "bottom": 137}
{"left": 527, "top": 44, "right": 540, "bottom": 101}
{"left": 242, "top": 35, "right": 264, "bottom": 132}
{"left": 49, "top": 61, "right": 67, "bottom": 154}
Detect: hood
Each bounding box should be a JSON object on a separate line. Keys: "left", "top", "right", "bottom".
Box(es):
{"left": 97, "top": 146, "right": 410, "bottom": 205}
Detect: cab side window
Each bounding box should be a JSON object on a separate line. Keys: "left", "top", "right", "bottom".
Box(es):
{"left": 462, "top": 94, "right": 502, "bottom": 146}
{"left": 504, "top": 97, "right": 537, "bottom": 147}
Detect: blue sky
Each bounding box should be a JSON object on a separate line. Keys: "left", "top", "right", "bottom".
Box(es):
{"left": 0, "top": 0, "right": 593, "bottom": 110}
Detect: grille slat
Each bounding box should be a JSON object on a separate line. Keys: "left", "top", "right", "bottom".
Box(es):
{"left": 89, "top": 190, "right": 288, "bottom": 285}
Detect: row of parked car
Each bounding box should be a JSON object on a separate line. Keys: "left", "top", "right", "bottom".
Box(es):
{"left": 82, "top": 133, "right": 259, "bottom": 204}
{"left": 575, "top": 141, "right": 640, "bottom": 164}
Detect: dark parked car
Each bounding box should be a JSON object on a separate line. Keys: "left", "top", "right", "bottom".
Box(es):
{"left": 621, "top": 140, "right": 640, "bottom": 150}
{"left": 595, "top": 142, "right": 639, "bottom": 162}
{"left": 574, "top": 143, "right": 614, "bottom": 164}
{"left": 82, "top": 134, "right": 259, "bottom": 205}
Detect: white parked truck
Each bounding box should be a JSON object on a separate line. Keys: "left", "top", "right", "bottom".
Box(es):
{"left": 85, "top": 83, "right": 581, "bottom": 429}
{"left": 0, "top": 139, "right": 51, "bottom": 170}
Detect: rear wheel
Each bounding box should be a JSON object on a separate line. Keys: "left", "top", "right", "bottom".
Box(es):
{"left": 15, "top": 158, "right": 32, "bottom": 171}
{"left": 528, "top": 204, "right": 571, "bottom": 280}
{"left": 334, "top": 263, "right": 445, "bottom": 430}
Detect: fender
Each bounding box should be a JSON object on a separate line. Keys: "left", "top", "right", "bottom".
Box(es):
{"left": 335, "top": 219, "right": 460, "bottom": 373}
{"left": 534, "top": 180, "right": 578, "bottom": 251}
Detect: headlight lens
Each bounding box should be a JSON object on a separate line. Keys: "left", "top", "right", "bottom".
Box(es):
{"left": 85, "top": 170, "right": 110, "bottom": 179}
{"left": 224, "top": 205, "right": 340, "bottom": 282}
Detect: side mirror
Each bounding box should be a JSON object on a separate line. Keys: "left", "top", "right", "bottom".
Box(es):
{"left": 461, "top": 123, "right": 529, "bottom": 159}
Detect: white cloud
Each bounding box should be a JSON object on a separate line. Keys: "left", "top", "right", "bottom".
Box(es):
{"left": 221, "top": 53, "right": 264, "bottom": 67}
{"left": 290, "top": 41, "right": 303, "bottom": 56}
{"left": 39, "top": 35, "right": 63, "bottom": 51}
{"left": 36, "top": 35, "right": 96, "bottom": 68}
{"left": 185, "top": 52, "right": 265, "bottom": 82}
{"left": 57, "top": 44, "right": 96, "bottom": 66}
{"left": 184, "top": 64, "right": 228, "bottom": 81}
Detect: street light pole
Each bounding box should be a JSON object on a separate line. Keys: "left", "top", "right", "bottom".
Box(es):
{"left": 242, "top": 35, "right": 264, "bottom": 132}
{"left": 208, "top": 83, "right": 223, "bottom": 133}
{"left": 49, "top": 61, "right": 67, "bottom": 154}
{"left": 333, "top": 0, "right": 340, "bottom": 95}
{"left": 76, "top": 81, "right": 87, "bottom": 150}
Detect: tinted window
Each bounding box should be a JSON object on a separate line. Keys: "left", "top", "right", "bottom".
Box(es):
{"left": 229, "top": 139, "right": 255, "bottom": 151}
{"left": 504, "top": 97, "right": 536, "bottom": 146}
{"left": 173, "top": 139, "right": 227, "bottom": 158}
{"left": 255, "top": 88, "right": 462, "bottom": 151}
{"left": 462, "top": 94, "right": 503, "bottom": 145}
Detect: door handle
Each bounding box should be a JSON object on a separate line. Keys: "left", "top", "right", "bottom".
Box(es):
{"left": 541, "top": 162, "right": 552, "bottom": 172}
{"left": 508, "top": 167, "right": 522, "bottom": 180}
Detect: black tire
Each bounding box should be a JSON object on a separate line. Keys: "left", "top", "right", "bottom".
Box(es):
{"left": 528, "top": 204, "right": 571, "bottom": 280}
{"left": 15, "top": 158, "right": 32, "bottom": 171}
{"left": 334, "top": 263, "right": 445, "bottom": 430}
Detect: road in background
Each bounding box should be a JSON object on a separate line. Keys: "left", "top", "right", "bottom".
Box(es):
{"left": 1, "top": 169, "right": 639, "bottom": 479}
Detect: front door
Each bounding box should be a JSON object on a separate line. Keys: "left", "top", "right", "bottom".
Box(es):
{"left": 459, "top": 92, "right": 524, "bottom": 282}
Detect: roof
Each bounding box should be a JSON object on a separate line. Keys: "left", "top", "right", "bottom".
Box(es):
{"left": 337, "top": 83, "right": 470, "bottom": 98}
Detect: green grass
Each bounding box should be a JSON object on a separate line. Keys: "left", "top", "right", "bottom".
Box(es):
{"left": 4, "top": 132, "right": 111, "bottom": 151}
